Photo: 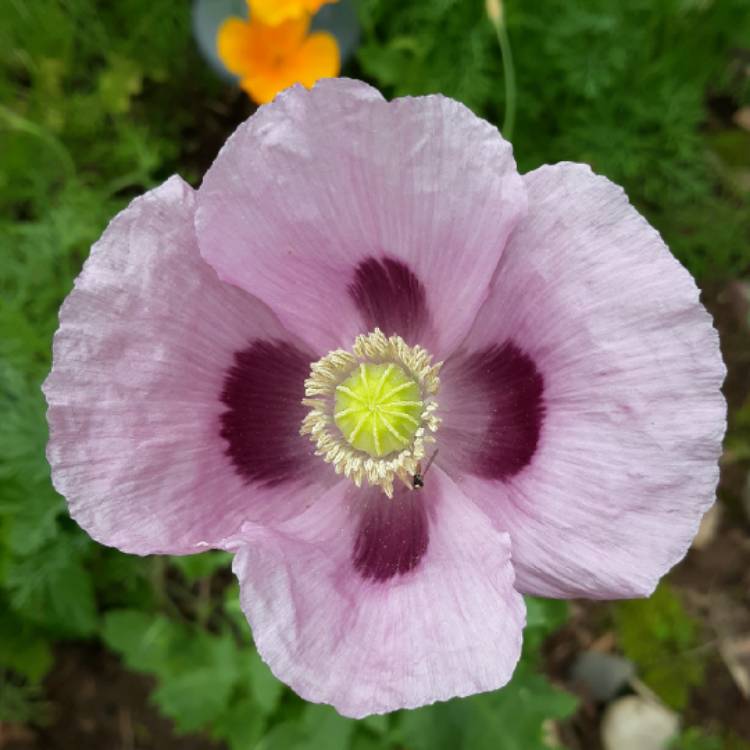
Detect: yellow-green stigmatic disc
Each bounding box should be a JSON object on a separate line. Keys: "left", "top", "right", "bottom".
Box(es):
{"left": 334, "top": 363, "right": 423, "bottom": 458}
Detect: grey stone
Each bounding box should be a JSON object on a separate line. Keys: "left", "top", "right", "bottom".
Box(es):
{"left": 570, "top": 651, "right": 636, "bottom": 702}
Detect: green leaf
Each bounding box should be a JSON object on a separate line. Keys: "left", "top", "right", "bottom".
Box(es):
{"left": 102, "top": 610, "right": 248, "bottom": 734}
{"left": 213, "top": 694, "right": 268, "bottom": 750}
{"left": 102, "top": 610, "right": 184, "bottom": 674}
{"left": 223, "top": 582, "right": 247, "bottom": 632}
{"left": 350, "top": 736, "right": 386, "bottom": 750}
{"left": 257, "top": 721, "right": 308, "bottom": 750}
{"left": 361, "top": 712, "right": 389, "bottom": 735}
{"left": 670, "top": 727, "right": 723, "bottom": 750}
{"left": 524, "top": 597, "right": 569, "bottom": 631}
{"left": 0, "top": 608, "right": 54, "bottom": 683}
{"left": 614, "top": 582, "right": 706, "bottom": 710}
{"left": 153, "top": 634, "right": 240, "bottom": 732}
{"left": 97, "top": 56, "right": 143, "bottom": 115}
{"left": 670, "top": 726, "right": 750, "bottom": 750}
{"left": 170, "top": 551, "right": 232, "bottom": 582}
{"left": 300, "top": 704, "right": 356, "bottom": 750}
{"left": 395, "top": 665, "right": 577, "bottom": 750}
{"left": 0, "top": 477, "right": 63, "bottom": 555}
{"left": 523, "top": 597, "right": 569, "bottom": 665}
{"left": 253, "top": 706, "right": 356, "bottom": 750}
{"left": 7, "top": 533, "right": 97, "bottom": 637}
{"left": 241, "top": 648, "right": 285, "bottom": 716}
{"left": 91, "top": 548, "right": 153, "bottom": 610}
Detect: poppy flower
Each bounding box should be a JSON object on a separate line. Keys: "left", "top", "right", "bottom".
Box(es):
{"left": 43, "top": 79, "right": 726, "bottom": 718}
{"left": 218, "top": 12, "right": 339, "bottom": 104}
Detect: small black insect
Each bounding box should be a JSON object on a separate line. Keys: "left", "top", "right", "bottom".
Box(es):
{"left": 411, "top": 450, "right": 438, "bottom": 489}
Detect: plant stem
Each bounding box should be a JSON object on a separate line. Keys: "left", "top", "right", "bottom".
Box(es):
{"left": 0, "top": 104, "right": 76, "bottom": 179}
{"left": 492, "top": 15, "right": 516, "bottom": 141}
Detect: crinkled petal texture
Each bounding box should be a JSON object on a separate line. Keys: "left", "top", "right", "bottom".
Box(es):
{"left": 439, "top": 163, "right": 726, "bottom": 598}
{"left": 44, "top": 176, "right": 330, "bottom": 555}
{"left": 230, "top": 468, "right": 525, "bottom": 718}
{"left": 196, "top": 78, "right": 526, "bottom": 357}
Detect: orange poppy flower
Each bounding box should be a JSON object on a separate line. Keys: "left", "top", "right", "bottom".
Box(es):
{"left": 248, "top": 0, "right": 338, "bottom": 26}
{"left": 218, "top": 14, "right": 340, "bottom": 105}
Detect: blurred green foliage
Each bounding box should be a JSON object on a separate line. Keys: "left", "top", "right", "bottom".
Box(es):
{"left": 671, "top": 727, "right": 750, "bottom": 750}
{"left": 1, "top": 0, "right": 748, "bottom": 746}
{"left": 614, "top": 583, "right": 706, "bottom": 710}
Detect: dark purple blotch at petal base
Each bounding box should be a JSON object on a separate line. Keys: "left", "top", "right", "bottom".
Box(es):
{"left": 353, "top": 484, "right": 429, "bottom": 582}
{"left": 444, "top": 343, "right": 545, "bottom": 481}
{"left": 349, "top": 256, "right": 430, "bottom": 342}
{"left": 471, "top": 343, "right": 545, "bottom": 479}
{"left": 220, "top": 340, "right": 315, "bottom": 486}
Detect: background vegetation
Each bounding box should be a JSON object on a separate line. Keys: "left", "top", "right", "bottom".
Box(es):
{"left": 1, "top": 0, "right": 749, "bottom": 748}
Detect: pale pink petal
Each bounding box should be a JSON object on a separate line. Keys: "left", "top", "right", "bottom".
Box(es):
{"left": 43, "top": 176, "right": 331, "bottom": 556}
{"left": 438, "top": 163, "right": 726, "bottom": 598}
{"left": 228, "top": 468, "right": 525, "bottom": 718}
{"left": 195, "top": 78, "right": 526, "bottom": 357}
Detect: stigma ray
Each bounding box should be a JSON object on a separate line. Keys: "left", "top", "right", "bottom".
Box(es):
{"left": 300, "top": 328, "right": 442, "bottom": 497}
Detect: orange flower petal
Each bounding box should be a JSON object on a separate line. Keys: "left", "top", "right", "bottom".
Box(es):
{"left": 248, "top": 0, "right": 337, "bottom": 25}
{"left": 287, "top": 32, "right": 340, "bottom": 88}
{"left": 218, "top": 15, "right": 311, "bottom": 79}
{"left": 239, "top": 32, "right": 339, "bottom": 105}
{"left": 240, "top": 72, "right": 290, "bottom": 105}
{"left": 248, "top": 0, "right": 303, "bottom": 26}
{"left": 251, "top": 15, "right": 310, "bottom": 58}
{"left": 217, "top": 18, "right": 255, "bottom": 75}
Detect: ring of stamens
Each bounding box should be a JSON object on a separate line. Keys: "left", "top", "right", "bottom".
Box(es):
{"left": 301, "top": 328, "right": 441, "bottom": 497}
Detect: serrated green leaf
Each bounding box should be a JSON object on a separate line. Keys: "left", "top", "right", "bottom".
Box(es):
{"left": 153, "top": 634, "right": 239, "bottom": 732}
{"left": 396, "top": 665, "right": 577, "bottom": 750}
{"left": 7, "top": 532, "right": 97, "bottom": 637}
{"left": 103, "top": 610, "right": 267, "bottom": 735}
{"left": 0, "top": 477, "right": 63, "bottom": 555}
